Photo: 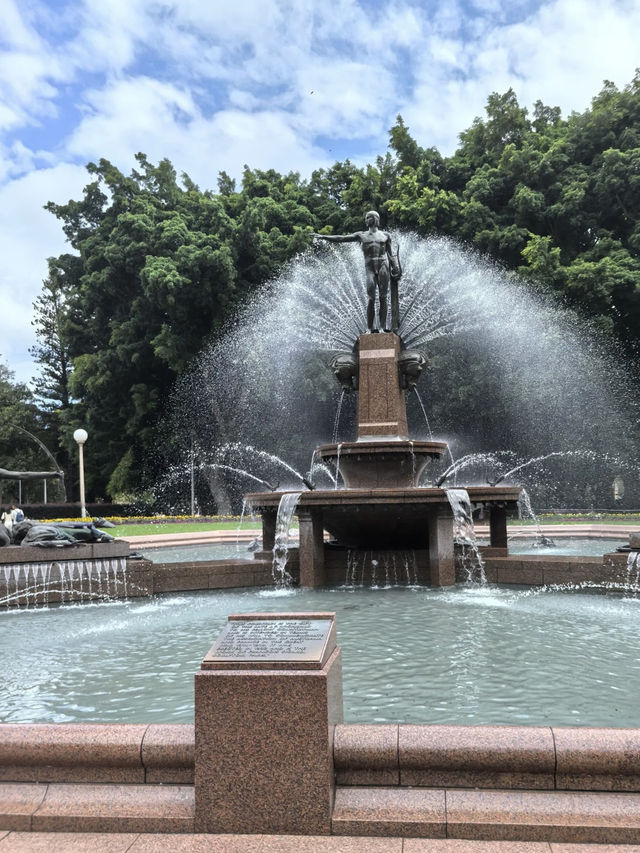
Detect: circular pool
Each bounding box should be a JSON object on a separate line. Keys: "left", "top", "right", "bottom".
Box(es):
{"left": 2, "top": 583, "right": 639, "bottom": 727}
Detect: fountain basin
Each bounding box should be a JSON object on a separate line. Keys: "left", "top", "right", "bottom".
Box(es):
{"left": 3, "top": 583, "right": 640, "bottom": 727}
{"left": 246, "top": 486, "right": 522, "bottom": 586}
{"left": 246, "top": 485, "right": 521, "bottom": 550}
{"left": 316, "top": 439, "right": 448, "bottom": 488}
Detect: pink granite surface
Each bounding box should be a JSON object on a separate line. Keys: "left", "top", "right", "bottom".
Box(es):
{"left": 0, "top": 725, "right": 148, "bottom": 784}
{"left": 0, "top": 832, "right": 138, "bottom": 851}
{"left": 399, "top": 725, "right": 555, "bottom": 789}
{"left": 128, "top": 835, "right": 263, "bottom": 852}
{"left": 446, "top": 789, "right": 640, "bottom": 843}
{"left": 0, "top": 784, "right": 47, "bottom": 831}
{"left": 141, "top": 725, "right": 194, "bottom": 784}
{"left": 334, "top": 724, "right": 399, "bottom": 785}
{"left": 194, "top": 646, "right": 343, "bottom": 836}
{"left": 553, "top": 727, "right": 640, "bottom": 791}
{"left": 31, "top": 783, "right": 194, "bottom": 833}
{"left": 403, "top": 843, "right": 552, "bottom": 852}
{"left": 550, "top": 846, "right": 640, "bottom": 852}
{"left": 261, "top": 837, "right": 402, "bottom": 852}
{"left": 332, "top": 786, "right": 446, "bottom": 837}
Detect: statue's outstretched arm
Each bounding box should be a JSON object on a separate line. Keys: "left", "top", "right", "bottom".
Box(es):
{"left": 311, "top": 232, "right": 361, "bottom": 243}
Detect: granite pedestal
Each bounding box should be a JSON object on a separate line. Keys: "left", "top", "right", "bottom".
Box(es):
{"left": 194, "top": 612, "right": 343, "bottom": 835}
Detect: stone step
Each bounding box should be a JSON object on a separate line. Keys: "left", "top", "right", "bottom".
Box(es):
{"left": 3, "top": 831, "right": 622, "bottom": 851}
{"left": 0, "top": 782, "right": 194, "bottom": 833}
{"left": 332, "top": 786, "right": 640, "bottom": 843}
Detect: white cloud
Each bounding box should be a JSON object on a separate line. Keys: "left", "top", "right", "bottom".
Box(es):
{"left": 2, "top": 0, "right": 640, "bottom": 383}
{"left": 67, "top": 76, "right": 199, "bottom": 163}
{"left": 399, "top": 0, "right": 640, "bottom": 153}
{"left": 0, "top": 163, "right": 88, "bottom": 382}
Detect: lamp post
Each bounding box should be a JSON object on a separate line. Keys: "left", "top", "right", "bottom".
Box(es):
{"left": 73, "top": 428, "right": 88, "bottom": 518}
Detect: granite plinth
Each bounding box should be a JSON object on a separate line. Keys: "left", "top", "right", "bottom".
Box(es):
{"left": 357, "top": 333, "right": 408, "bottom": 440}
{"left": 194, "top": 613, "right": 343, "bottom": 835}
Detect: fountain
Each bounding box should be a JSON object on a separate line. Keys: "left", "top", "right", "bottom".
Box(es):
{"left": 245, "top": 325, "right": 521, "bottom": 587}
{"left": 168, "top": 231, "right": 639, "bottom": 520}
{"left": 239, "top": 215, "right": 531, "bottom": 586}
{"left": 3, "top": 225, "right": 640, "bottom": 843}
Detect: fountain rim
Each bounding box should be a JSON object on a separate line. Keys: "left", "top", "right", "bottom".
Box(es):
{"left": 244, "top": 485, "right": 523, "bottom": 509}
{"left": 316, "top": 439, "right": 449, "bottom": 457}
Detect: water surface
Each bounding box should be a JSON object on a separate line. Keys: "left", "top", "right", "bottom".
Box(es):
{"left": 2, "top": 584, "right": 639, "bottom": 727}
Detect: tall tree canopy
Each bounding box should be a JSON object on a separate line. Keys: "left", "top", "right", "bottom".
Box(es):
{"left": 37, "top": 74, "right": 640, "bottom": 503}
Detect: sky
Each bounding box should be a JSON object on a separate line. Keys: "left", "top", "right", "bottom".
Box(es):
{"left": 1, "top": 0, "right": 639, "bottom": 385}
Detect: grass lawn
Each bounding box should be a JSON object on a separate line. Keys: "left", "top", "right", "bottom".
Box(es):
{"left": 510, "top": 514, "right": 640, "bottom": 526}
{"left": 112, "top": 514, "right": 638, "bottom": 537}
{"left": 113, "top": 520, "right": 262, "bottom": 537}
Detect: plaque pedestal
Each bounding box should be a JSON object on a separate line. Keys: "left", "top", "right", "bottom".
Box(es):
{"left": 194, "top": 612, "right": 343, "bottom": 835}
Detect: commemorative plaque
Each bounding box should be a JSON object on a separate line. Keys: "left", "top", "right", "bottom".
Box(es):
{"left": 202, "top": 613, "right": 336, "bottom": 670}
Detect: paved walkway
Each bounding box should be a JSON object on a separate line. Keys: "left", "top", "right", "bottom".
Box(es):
{"left": 121, "top": 524, "right": 638, "bottom": 549}
{"left": 1, "top": 833, "right": 639, "bottom": 851}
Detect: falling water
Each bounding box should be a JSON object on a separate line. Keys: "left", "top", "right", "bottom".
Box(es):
{"left": 517, "top": 488, "right": 555, "bottom": 547}
{"left": 167, "top": 234, "right": 640, "bottom": 511}
{"left": 0, "top": 557, "right": 130, "bottom": 609}
{"left": 445, "top": 488, "right": 486, "bottom": 584}
{"left": 413, "top": 387, "right": 433, "bottom": 440}
{"left": 626, "top": 551, "right": 640, "bottom": 589}
{"left": 334, "top": 443, "right": 343, "bottom": 490}
{"left": 272, "top": 492, "right": 302, "bottom": 587}
{"left": 344, "top": 549, "right": 419, "bottom": 587}
{"left": 332, "top": 389, "right": 346, "bottom": 443}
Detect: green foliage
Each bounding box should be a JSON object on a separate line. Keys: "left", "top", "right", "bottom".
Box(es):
{"left": 0, "top": 360, "right": 65, "bottom": 504}
{"left": 34, "top": 72, "right": 640, "bottom": 501}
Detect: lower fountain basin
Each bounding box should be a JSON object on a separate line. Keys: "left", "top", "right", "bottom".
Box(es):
{"left": 316, "top": 440, "right": 448, "bottom": 488}
{"left": 246, "top": 486, "right": 522, "bottom": 550}
{"left": 3, "top": 584, "right": 640, "bottom": 727}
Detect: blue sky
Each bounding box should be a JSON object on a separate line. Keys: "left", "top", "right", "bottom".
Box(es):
{"left": 1, "top": 0, "right": 639, "bottom": 384}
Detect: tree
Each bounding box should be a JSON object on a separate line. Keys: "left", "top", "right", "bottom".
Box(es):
{"left": 0, "top": 360, "right": 64, "bottom": 505}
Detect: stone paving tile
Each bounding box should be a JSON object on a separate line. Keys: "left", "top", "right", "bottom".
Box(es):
{"left": 261, "top": 836, "right": 402, "bottom": 851}
{"left": 0, "top": 832, "right": 139, "bottom": 851}
{"left": 0, "top": 784, "right": 48, "bottom": 832}
{"left": 404, "top": 841, "right": 552, "bottom": 851}
{"left": 550, "top": 845, "right": 640, "bottom": 852}
{"left": 32, "top": 783, "right": 194, "bottom": 833}
{"left": 128, "top": 834, "right": 262, "bottom": 852}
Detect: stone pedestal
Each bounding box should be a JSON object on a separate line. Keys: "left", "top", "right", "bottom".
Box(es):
{"left": 298, "top": 508, "right": 325, "bottom": 588}
{"left": 428, "top": 507, "right": 455, "bottom": 586}
{"left": 260, "top": 507, "right": 277, "bottom": 552}
{"left": 194, "top": 612, "right": 343, "bottom": 835}
{"left": 358, "top": 333, "right": 408, "bottom": 440}
{"left": 489, "top": 504, "right": 508, "bottom": 550}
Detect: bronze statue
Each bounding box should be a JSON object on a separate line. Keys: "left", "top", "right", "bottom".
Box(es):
{"left": 313, "top": 211, "right": 401, "bottom": 332}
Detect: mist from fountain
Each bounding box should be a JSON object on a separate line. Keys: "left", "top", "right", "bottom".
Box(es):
{"left": 166, "top": 234, "right": 639, "bottom": 511}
